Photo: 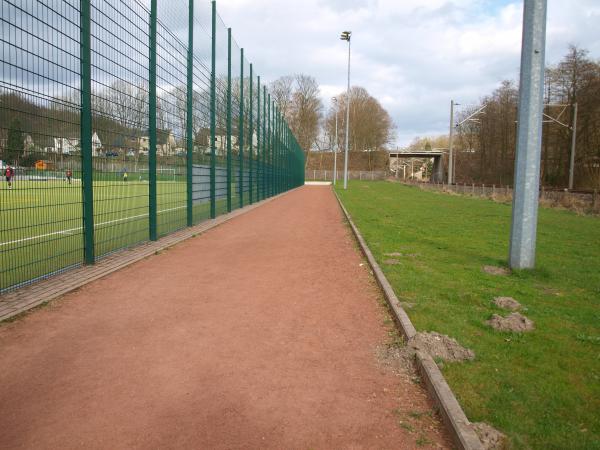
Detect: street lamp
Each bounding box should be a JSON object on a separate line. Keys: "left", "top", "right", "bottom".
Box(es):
{"left": 332, "top": 97, "right": 338, "bottom": 185}
{"left": 340, "top": 30, "right": 351, "bottom": 189}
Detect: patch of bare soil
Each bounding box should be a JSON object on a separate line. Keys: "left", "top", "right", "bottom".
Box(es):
{"left": 384, "top": 258, "right": 401, "bottom": 265}
{"left": 483, "top": 265, "right": 510, "bottom": 276}
{"left": 542, "top": 287, "right": 562, "bottom": 296}
{"left": 399, "top": 302, "right": 415, "bottom": 309}
{"left": 493, "top": 296, "right": 521, "bottom": 311}
{"left": 472, "top": 422, "right": 507, "bottom": 450}
{"left": 409, "top": 332, "right": 475, "bottom": 362}
{"left": 384, "top": 252, "right": 403, "bottom": 257}
{"left": 487, "top": 312, "right": 534, "bottom": 332}
{"left": 375, "top": 344, "right": 416, "bottom": 376}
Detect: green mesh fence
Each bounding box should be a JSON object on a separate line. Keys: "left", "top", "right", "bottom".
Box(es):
{"left": 0, "top": 0, "right": 305, "bottom": 292}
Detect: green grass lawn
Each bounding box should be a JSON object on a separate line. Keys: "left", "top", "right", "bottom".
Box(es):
{"left": 336, "top": 181, "right": 600, "bottom": 450}
{"left": 0, "top": 178, "right": 254, "bottom": 291}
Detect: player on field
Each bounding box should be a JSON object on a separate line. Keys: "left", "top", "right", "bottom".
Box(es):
{"left": 66, "top": 169, "right": 73, "bottom": 184}
{"left": 4, "top": 165, "right": 14, "bottom": 189}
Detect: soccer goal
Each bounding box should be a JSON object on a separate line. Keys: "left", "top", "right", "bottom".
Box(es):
{"left": 137, "top": 168, "right": 177, "bottom": 182}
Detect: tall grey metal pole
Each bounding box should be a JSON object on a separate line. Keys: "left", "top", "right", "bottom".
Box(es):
{"left": 568, "top": 102, "right": 578, "bottom": 190}
{"left": 509, "top": 0, "right": 547, "bottom": 270}
{"left": 343, "top": 38, "right": 351, "bottom": 190}
{"left": 448, "top": 100, "right": 455, "bottom": 184}
{"left": 334, "top": 101, "right": 338, "bottom": 185}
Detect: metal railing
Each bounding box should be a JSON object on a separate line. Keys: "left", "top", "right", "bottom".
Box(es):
{"left": 402, "top": 180, "right": 600, "bottom": 214}
{"left": 0, "top": 0, "right": 305, "bottom": 292}
{"left": 305, "top": 169, "right": 389, "bottom": 182}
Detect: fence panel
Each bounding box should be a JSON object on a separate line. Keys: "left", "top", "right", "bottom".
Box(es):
{"left": 90, "top": 0, "right": 151, "bottom": 256}
{"left": 0, "top": 0, "right": 305, "bottom": 293}
{"left": 0, "top": 0, "right": 84, "bottom": 290}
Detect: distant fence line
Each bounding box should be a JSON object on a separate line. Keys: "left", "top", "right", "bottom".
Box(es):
{"left": 305, "top": 170, "right": 388, "bottom": 181}
{"left": 402, "top": 180, "right": 600, "bottom": 214}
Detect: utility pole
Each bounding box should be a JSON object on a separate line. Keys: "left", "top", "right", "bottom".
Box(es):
{"left": 448, "top": 99, "right": 455, "bottom": 184}
{"left": 340, "top": 31, "right": 351, "bottom": 189}
{"left": 568, "top": 102, "right": 578, "bottom": 190}
{"left": 509, "top": 0, "right": 547, "bottom": 270}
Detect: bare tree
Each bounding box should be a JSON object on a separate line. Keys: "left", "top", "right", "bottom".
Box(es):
{"left": 269, "top": 76, "right": 294, "bottom": 120}
{"left": 324, "top": 86, "right": 394, "bottom": 169}
{"left": 439, "top": 45, "right": 600, "bottom": 189}
{"left": 270, "top": 74, "right": 322, "bottom": 168}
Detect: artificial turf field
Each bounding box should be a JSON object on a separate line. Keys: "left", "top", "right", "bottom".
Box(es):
{"left": 0, "top": 178, "right": 246, "bottom": 291}
{"left": 336, "top": 181, "right": 600, "bottom": 449}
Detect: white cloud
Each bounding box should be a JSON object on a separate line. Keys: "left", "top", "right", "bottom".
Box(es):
{"left": 215, "top": 0, "right": 600, "bottom": 146}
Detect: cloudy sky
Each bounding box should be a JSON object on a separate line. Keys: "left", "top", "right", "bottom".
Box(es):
{"left": 212, "top": 0, "right": 600, "bottom": 147}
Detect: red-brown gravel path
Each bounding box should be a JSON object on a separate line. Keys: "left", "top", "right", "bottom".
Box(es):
{"left": 0, "top": 186, "right": 450, "bottom": 449}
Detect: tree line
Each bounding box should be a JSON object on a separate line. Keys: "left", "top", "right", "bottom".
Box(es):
{"left": 425, "top": 45, "right": 599, "bottom": 189}
{"left": 268, "top": 75, "right": 395, "bottom": 169}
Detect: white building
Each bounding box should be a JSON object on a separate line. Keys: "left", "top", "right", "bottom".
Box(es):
{"left": 52, "top": 132, "right": 101, "bottom": 155}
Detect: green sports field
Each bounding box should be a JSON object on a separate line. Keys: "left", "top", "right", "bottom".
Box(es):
{"left": 336, "top": 181, "right": 600, "bottom": 449}
{"left": 0, "top": 177, "right": 245, "bottom": 291}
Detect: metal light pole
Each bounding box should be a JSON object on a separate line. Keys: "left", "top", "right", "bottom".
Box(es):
{"left": 448, "top": 100, "right": 455, "bottom": 184}
{"left": 568, "top": 102, "right": 578, "bottom": 190}
{"left": 509, "top": 0, "right": 547, "bottom": 269}
{"left": 340, "top": 30, "right": 351, "bottom": 189}
{"left": 332, "top": 97, "right": 338, "bottom": 185}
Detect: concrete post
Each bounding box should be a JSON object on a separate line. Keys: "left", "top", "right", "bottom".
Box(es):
{"left": 509, "top": 0, "right": 547, "bottom": 269}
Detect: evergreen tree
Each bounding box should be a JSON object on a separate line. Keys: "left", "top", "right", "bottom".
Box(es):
{"left": 5, "top": 118, "right": 23, "bottom": 164}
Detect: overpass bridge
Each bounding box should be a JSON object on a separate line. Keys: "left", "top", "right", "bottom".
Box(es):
{"left": 389, "top": 151, "right": 445, "bottom": 182}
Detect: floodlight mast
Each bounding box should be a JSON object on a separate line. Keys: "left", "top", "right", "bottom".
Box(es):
{"left": 332, "top": 97, "right": 338, "bottom": 185}
{"left": 340, "top": 31, "right": 351, "bottom": 189}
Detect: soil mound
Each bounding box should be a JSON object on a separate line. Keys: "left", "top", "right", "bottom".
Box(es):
{"left": 375, "top": 344, "right": 415, "bottom": 375}
{"left": 483, "top": 265, "right": 510, "bottom": 276}
{"left": 487, "top": 312, "right": 534, "bottom": 332}
{"left": 493, "top": 296, "right": 521, "bottom": 311}
{"left": 472, "top": 422, "right": 507, "bottom": 450}
{"left": 409, "top": 332, "right": 475, "bottom": 362}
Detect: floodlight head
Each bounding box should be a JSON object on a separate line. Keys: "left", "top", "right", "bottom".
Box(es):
{"left": 340, "top": 31, "right": 351, "bottom": 41}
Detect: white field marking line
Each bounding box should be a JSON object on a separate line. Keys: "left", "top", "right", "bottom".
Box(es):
{"left": 0, "top": 205, "right": 187, "bottom": 248}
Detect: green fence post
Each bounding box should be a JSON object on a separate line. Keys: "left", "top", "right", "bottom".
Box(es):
{"left": 278, "top": 111, "right": 282, "bottom": 194}
{"left": 210, "top": 0, "right": 217, "bottom": 219}
{"left": 262, "top": 85, "right": 267, "bottom": 199}
{"left": 186, "top": 0, "right": 194, "bottom": 226}
{"left": 149, "top": 0, "right": 158, "bottom": 240}
{"left": 276, "top": 108, "right": 280, "bottom": 195}
{"left": 248, "top": 63, "right": 253, "bottom": 204}
{"left": 238, "top": 48, "right": 244, "bottom": 208}
{"left": 274, "top": 108, "right": 278, "bottom": 195}
{"left": 80, "top": 0, "right": 95, "bottom": 264}
{"left": 226, "top": 28, "right": 232, "bottom": 212}
{"left": 267, "top": 93, "right": 271, "bottom": 198}
{"left": 279, "top": 112, "right": 283, "bottom": 193}
{"left": 256, "top": 75, "right": 261, "bottom": 202}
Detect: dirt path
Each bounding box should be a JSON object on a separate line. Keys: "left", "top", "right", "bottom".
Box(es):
{"left": 0, "top": 186, "right": 450, "bottom": 449}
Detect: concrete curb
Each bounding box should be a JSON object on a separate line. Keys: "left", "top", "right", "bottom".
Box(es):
{"left": 334, "top": 190, "right": 484, "bottom": 450}
{"left": 0, "top": 190, "right": 296, "bottom": 323}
